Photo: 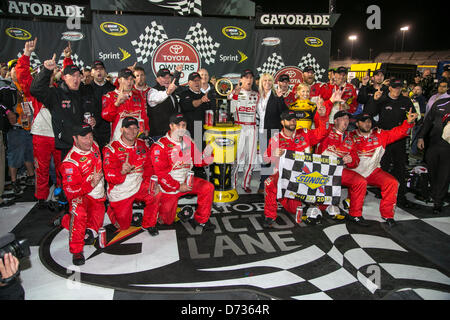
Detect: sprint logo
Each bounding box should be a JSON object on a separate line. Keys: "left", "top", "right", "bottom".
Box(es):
{"left": 98, "top": 47, "right": 131, "bottom": 61}
{"left": 296, "top": 171, "right": 330, "bottom": 190}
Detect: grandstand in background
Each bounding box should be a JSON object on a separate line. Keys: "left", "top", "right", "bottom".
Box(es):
{"left": 330, "top": 50, "right": 450, "bottom": 73}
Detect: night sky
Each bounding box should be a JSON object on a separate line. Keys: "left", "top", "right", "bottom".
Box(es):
{"left": 254, "top": 0, "right": 448, "bottom": 60}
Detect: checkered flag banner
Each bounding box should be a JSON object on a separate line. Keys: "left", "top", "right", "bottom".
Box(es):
{"left": 57, "top": 52, "right": 85, "bottom": 70}
{"left": 185, "top": 23, "right": 220, "bottom": 65}
{"left": 17, "top": 52, "right": 41, "bottom": 70}
{"left": 257, "top": 52, "right": 285, "bottom": 76}
{"left": 153, "top": 0, "right": 202, "bottom": 16}
{"left": 297, "top": 53, "right": 326, "bottom": 80}
{"left": 131, "top": 21, "right": 168, "bottom": 64}
{"left": 277, "top": 151, "right": 343, "bottom": 205}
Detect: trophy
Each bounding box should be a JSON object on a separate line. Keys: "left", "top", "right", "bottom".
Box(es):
{"left": 212, "top": 78, "right": 234, "bottom": 126}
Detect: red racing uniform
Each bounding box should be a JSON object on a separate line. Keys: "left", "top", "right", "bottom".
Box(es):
{"left": 319, "top": 82, "right": 358, "bottom": 121}
{"left": 282, "top": 89, "right": 297, "bottom": 107}
{"left": 101, "top": 89, "right": 149, "bottom": 142}
{"left": 316, "top": 126, "right": 366, "bottom": 217}
{"left": 309, "top": 81, "right": 323, "bottom": 100}
{"left": 133, "top": 85, "right": 151, "bottom": 105}
{"left": 103, "top": 138, "right": 160, "bottom": 230}
{"left": 349, "top": 120, "right": 414, "bottom": 218}
{"left": 263, "top": 117, "right": 328, "bottom": 220}
{"left": 150, "top": 133, "right": 215, "bottom": 225}
{"left": 15, "top": 54, "right": 62, "bottom": 200}
{"left": 60, "top": 142, "right": 106, "bottom": 254}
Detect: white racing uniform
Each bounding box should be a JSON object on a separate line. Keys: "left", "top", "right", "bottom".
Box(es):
{"left": 230, "top": 89, "right": 259, "bottom": 190}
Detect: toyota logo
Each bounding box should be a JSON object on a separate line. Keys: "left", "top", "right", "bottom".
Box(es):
{"left": 286, "top": 70, "right": 297, "bottom": 79}
{"left": 169, "top": 45, "right": 184, "bottom": 55}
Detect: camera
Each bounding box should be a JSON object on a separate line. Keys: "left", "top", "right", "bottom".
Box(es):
{"left": 0, "top": 233, "right": 31, "bottom": 260}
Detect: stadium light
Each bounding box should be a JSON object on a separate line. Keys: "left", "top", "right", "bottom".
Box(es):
{"left": 348, "top": 35, "right": 357, "bottom": 59}
{"left": 400, "top": 26, "right": 409, "bottom": 52}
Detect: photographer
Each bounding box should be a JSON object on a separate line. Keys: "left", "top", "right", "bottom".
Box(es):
{"left": 0, "top": 253, "right": 24, "bottom": 300}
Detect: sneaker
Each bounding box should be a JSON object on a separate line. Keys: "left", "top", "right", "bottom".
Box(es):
{"left": 177, "top": 205, "right": 194, "bottom": 222}
{"left": 0, "top": 198, "right": 15, "bottom": 208}
{"left": 25, "top": 175, "right": 35, "bottom": 187}
{"left": 347, "top": 215, "right": 370, "bottom": 227}
{"left": 262, "top": 217, "right": 275, "bottom": 229}
{"left": 143, "top": 226, "right": 159, "bottom": 236}
{"left": 72, "top": 252, "right": 85, "bottom": 266}
{"left": 131, "top": 212, "right": 143, "bottom": 227}
{"left": 12, "top": 181, "right": 23, "bottom": 194}
{"left": 192, "top": 219, "right": 216, "bottom": 231}
{"left": 84, "top": 229, "right": 97, "bottom": 245}
{"left": 383, "top": 218, "right": 396, "bottom": 228}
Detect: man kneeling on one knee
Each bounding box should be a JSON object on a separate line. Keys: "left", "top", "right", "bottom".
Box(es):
{"left": 103, "top": 117, "right": 161, "bottom": 236}
{"left": 150, "top": 113, "right": 216, "bottom": 232}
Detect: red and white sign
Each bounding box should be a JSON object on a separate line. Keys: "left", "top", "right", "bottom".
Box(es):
{"left": 152, "top": 39, "right": 201, "bottom": 86}
{"left": 274, "top": 66, "right": 304, "bottom": 87}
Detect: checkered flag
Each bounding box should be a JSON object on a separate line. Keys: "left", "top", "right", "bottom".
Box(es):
{"left": 185, "top": 23, "right": 220, "bottom": 65}
{"left": 17, "top": 52, "right": 41, "bottom": 70}
{"left": 297, "top": 53, "right": 326, "bottom": 80}
{"left": 57, "top": 52, "right": 85, "bottom": 70}
{"left": 155, "top": 0, "right": 202, "bottom": 16}
{"left": 277, "top": 151, "right": 343, "bottom": 205}
{"left": 257, "top": 53, "right": 285, "bottom": 76}
{"left": 131, "top": 21, "right": 168, "bottom": 65}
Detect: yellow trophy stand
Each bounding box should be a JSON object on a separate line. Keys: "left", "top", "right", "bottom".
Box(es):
{"left": 204, "top": 124, "right": 241, "bottom": 204}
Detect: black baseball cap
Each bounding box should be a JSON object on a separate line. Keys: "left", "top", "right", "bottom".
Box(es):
{"left": 373, "top": 69, "right": 384, "bottom": 76}
{"left": 122, "top": 116, "right": 139, "bottom": 128}
{"left": 91, "top": 60, "right": 105, "bottom": 69}
{"left": 118, "top": 68, "right": 135, "bottom": 79}
{"left": 278, "top": 74, "right": 290, "bottom": 82}
{"left": 63, "top": 64, "right": 81, "bottom": 76}
{"left": 303, "top": 66, "right": 315, "bottom": 73}
{"left": 390, "top": 78, "right": 403, "bottom": 88}
{"left": 73, "top": 123, "right": 93, "bottom": 136}
{"left": 156, "top": 68, "right": 172, "bottom": 77}
{"left": 334, "top": 110, "right": 352, "bottom": 120}
{"left": 241, "top": 69, "right": 254, "bottom": 78}
{"left": 188, "top": 72, "right": 201, "bottom": 81}
{"left": 336, "top": 66, "right": 348, "bottom": 74}
{"left": 356, "top": 113, "right": 372, "bottom": 122}
{"left": 280, "top": 110, "right": 297, "bottom": 121}
{"left": 169, "top": 113, "right": 186, "bottom": 124}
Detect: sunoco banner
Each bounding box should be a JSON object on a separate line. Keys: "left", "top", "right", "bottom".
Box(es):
{"left": 0, "top": 18, "right": 92, "bottom": 70}
{"left": 255, "top": 29, "right": 331, "bottom": 87}
{"left": 92, "top": 13, "right": 255, "bottom": 85}
{"left": 277, "top": 151, "right": 343, "bottom": 205}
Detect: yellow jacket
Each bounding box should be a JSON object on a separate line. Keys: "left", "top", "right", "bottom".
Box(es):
{"left": 288, "top": 99, "right": 316, "bottom": 129}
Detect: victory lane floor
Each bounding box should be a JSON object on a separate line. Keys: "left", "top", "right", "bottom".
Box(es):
{"left": 1, "top": 175, "right": 449, "bottom": 301}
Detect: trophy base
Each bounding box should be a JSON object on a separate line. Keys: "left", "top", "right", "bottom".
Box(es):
{"left": 213, "top": 189, "right": 239, "bottom": 204}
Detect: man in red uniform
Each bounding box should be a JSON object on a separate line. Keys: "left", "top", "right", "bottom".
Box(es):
{"left": 302, "top": 66, "right": 323, "bottom": 102}
{"left": 103, "top": 117, "right": 161, "bottom": 235}
{"left": 102, "top": 68, "right": 149, "bottom": 142}
{"left": 316, "top": 111, "right": 368, "bottom": 225}
{"left": 319, "top": 66, "right": 358, "bottom": 122}
{"left": 349, "top": 111, "right": 418, "bottom": 227}
{"left": 57, "top": 124, "right": 106, "bottom": 266}
{"left": 263, "top": 105, "right": 327, "bottom": 228}
{"left": 133, "top": 66, "right": 150, "bottom": 103}
{"left": 150, "top": 113, "right": 216, "bottom": 232}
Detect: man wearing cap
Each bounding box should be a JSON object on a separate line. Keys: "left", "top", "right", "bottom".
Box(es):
{"left": 103, "top": 117, "right": 161, "bottom": 235}
{"left": 319, "top": 66, "right": 358, "bottom": 122}
{"left": 57, "top": 123, "right": 105, "bottom": 265}
{"left": 277, "top": 74, "right": 296, "bottom": 107}
{"left": 147, "top": 65, "right": 183, "bottom": 140}
{"left": 229, "top": 69, "right": 259, "bottom": 193}
{"left": 262, "top": 106, "right": 328, "bottom": 228}
{"left": 102, "top": 68, "right": 149, "bottom": 142}
{"left": 364, "top": 78, "right": 416, "bottom": 208}
{"left": 302, "top": 66, "right": 324, "bottom": 102}
{"left": 357, "top": 70, "right": 389, "bottom": 106}
{"left": 87, "top": 60, "right": 116, "bottom": 151}
{"left": 316, "top": 111, "right": 367, "bottom": 225}
{"left": 151, "top": 113, "right": 216, "bottom": 232}
{"left": 30, "top": 53, "right": 96, "bottom": 161}
{"left": 179, "top": 72, "right": 214, "bottom": 138}
{"left": 350, "top": 111, "right": 418, "bottom": 227}
{"left": 417, "top": 97, "right": 450, "bottom": 214}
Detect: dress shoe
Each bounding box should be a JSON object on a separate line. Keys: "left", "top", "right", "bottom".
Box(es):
{"left": 347, "top": 215, "right": 370, "bottom": 227}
